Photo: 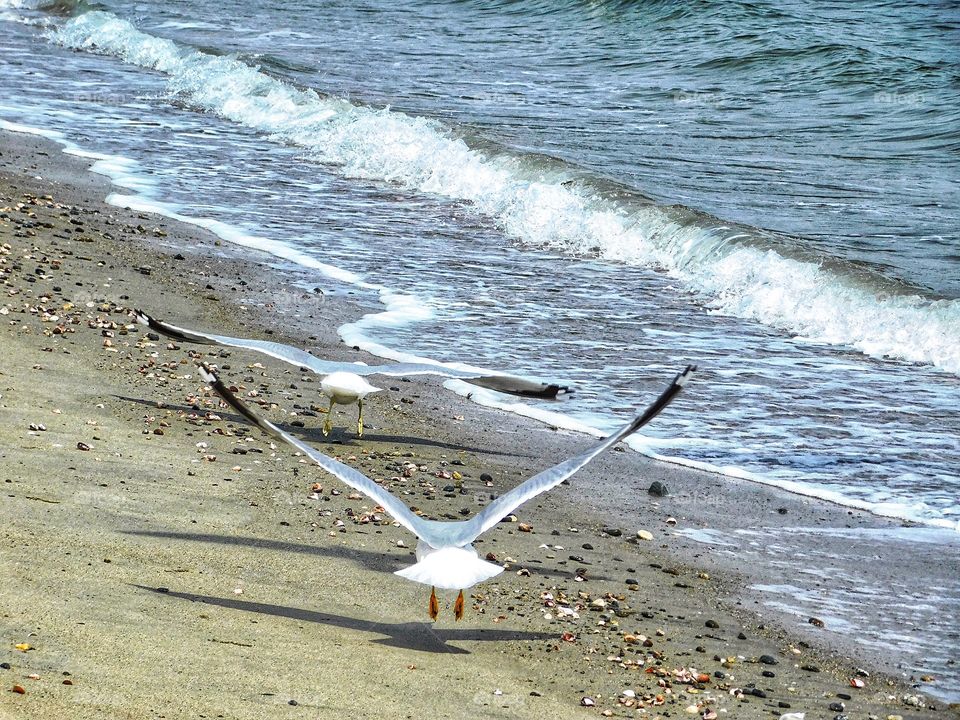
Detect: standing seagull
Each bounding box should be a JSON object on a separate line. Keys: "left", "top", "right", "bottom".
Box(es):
{"left": 136, "top": 310, "right": 571, "bottom": 437}
{"left": 197, "top": 363, "right": 695, "bottom": 620}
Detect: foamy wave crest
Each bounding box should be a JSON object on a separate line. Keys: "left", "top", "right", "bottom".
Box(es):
{"left": 53, "top": 11, "right": 960, "bottom": 374}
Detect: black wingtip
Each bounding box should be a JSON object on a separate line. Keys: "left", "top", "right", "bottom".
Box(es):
{"left": 624, "top": 364, "right": 696, "bottom": 436}
{"left": 466, "top": 376, "right": 575, "bottom": 400}
{"left": 197, "top": 363, "right": 263, "bottom": 431}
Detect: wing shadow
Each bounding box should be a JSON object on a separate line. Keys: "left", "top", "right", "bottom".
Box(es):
{"left": 112, "top": 394, "right": 522, "bottom": 455}
{"left": 123, "top": 530, "right": 614, "bottom": 583}
{"left": 131, "top": 585, "right": 557, "bottom": 654}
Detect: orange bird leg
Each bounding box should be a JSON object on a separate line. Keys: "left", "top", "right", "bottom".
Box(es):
{"left": 454, "top": 590, "right": 465, "bottom": 621}
{"left": 428, "top": 587, "right": 439, "bottom": 621}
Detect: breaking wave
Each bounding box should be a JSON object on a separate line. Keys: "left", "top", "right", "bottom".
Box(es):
{"left": 51, "top": 10, "right": 960, "bottom": 374}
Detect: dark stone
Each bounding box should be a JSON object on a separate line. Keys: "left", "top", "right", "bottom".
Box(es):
{"left": 836, "top": 693, "right": 852, "bottom": 701}
{"left": 828, "top": 702, "right": 845, "bottom": 712}
{"left": 759, "top": 654, "right": 778, "bottom": 665}
{"left": 0, "top": 662, "right": 10, "bottom": 670}
{"left": 801, "top": 664, "right": 820, "bottom": 672}
{"left": 288, "top": 699, "right": 298, "bottom": 706}
{"left": 778, "top": 701, "right": 791, "bottom": 709}
{"left": 705, "top": 619, "right": 719, "bottom": 629}
{"left": 762, "top": 670, "right": 775, "bottom": 678}
{"left": 751, "top": 689, "right": 767, "bottom": 698}
{"left": 480, "top": 473, "right": 493, "bottom": 483}
{"left": 581, "top": 543, "right": 594, "bottom": 550}
{"left": 602, "top": 527, "right": 622, "bottom": 537}
{"left": 648, "top": 481, "right": 668, "bottom": 497}
{"left": 147, "top": 332, "right": 160, "bottom": 341}
{"left": 738, "top": 632, "right": 747, "bottom": 639}
{"left": 713, "top": 671, "right": 725, "bottom": 679}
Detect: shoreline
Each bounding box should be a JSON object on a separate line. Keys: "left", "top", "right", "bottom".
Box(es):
{"left": 1, "top": 127, "right": 955, "bottom": 718}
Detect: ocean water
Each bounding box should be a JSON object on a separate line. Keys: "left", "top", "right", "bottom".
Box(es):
{"left": 2, "top": 0, "right": 958, "bottom": 695}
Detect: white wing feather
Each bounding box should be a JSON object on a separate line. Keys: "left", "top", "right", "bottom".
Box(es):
{"left": 139, "top": 310, "right": 569, "bottom": 398}
{"left": 440, "top": 365, "right": 696, "bottom": 547}
{"left": 198, "top": 363, "right": 694, "bottom": 551}
{"left": 197, "top": 366, "right": 428, "bottom": 540}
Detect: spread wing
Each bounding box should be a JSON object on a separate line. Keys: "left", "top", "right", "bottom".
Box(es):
{"left": 442, "top": 365, "right": 696, "bottom": 548}
{"left": 138, "top": 310, "right": 571, "bottom": 399}
{"left": 197, "top": 365, "right": 429, "bottom": 540}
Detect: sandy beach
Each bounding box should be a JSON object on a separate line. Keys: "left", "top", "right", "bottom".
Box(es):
{"left": 0, "top": 128, "right": 954, "bottom": 719}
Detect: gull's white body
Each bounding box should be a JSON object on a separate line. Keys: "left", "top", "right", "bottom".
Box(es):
{"left": 394, "top": 545, "right": 504, "bottom": 591}
{"left": 199, "top": 364, "right": 695, "bottom": 595}
{"left": 321, "top": 371, "right": 381, "bottom": 404}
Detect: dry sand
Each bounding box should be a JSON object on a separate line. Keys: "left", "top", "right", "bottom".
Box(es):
{"left": 0, "top": 129, "right": 954, "bottom": 719}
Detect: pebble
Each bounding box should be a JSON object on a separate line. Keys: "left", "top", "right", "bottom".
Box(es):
{"left": 705, "top": 619, "right": 719, "bottom": 629}
{"left": 636, "top": 530, "right": 654, "bottom": 541}
{"left": 580, "top": 697, "right": 595, "bottom": 707}
{"left": 759, "top": 654, "right": 778, "bottom": 665}
{"left": 829, "top": 702, "right": 845, "bottom": 712}
{"left": 0, "top": 663, "right": 10, "bottom": 670}
{"left": 762, "top": 670, "right": 776, "bottom": 678}
{"left": 602, "top": 527, "right": 622, "bottom": 537}
{"left": 648, "top": 480, "right": 668, "bottom": 496}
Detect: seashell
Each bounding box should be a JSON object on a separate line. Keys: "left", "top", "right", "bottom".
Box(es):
{"left": 636, "top": 529, "right": 654, "bottom": 541}
{"left": 580, "top": 697, "right": 595, "bottom": 707}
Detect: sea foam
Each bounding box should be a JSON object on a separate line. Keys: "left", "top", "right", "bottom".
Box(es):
{"left": 51, "top": 10, "right": 960, "bottom": 374}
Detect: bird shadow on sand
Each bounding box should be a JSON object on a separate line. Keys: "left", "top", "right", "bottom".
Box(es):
{"left": 112, "top": 394, "right": 522, "bottom": 456}
{"left": 122, "top": 529, "right": 613, "bottom": 583}
{"left": 131, "top": 585, "right": 557, "bottom": 654}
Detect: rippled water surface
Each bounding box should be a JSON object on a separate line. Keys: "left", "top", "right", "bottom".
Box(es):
{"left": 1, "top": 0, "right": 958, "bottom": 692}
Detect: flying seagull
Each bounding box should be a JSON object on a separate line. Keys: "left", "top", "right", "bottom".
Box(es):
{"left": 197, "top": 363, "right": 695, "bottom": 620}
{"left": 136, "top": 310, "right": 571, "bottom": 437}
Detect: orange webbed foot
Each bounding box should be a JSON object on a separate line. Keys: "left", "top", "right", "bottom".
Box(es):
{"left": 454, "top": 589, "right": 465, "bottom": 621}
{"left": 428, "top": 586, "right": 439, "bottom": 621}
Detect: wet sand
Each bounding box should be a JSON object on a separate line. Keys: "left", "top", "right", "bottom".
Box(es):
{"left": 0, "top": 128, "right": 954, "bottom": 719}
